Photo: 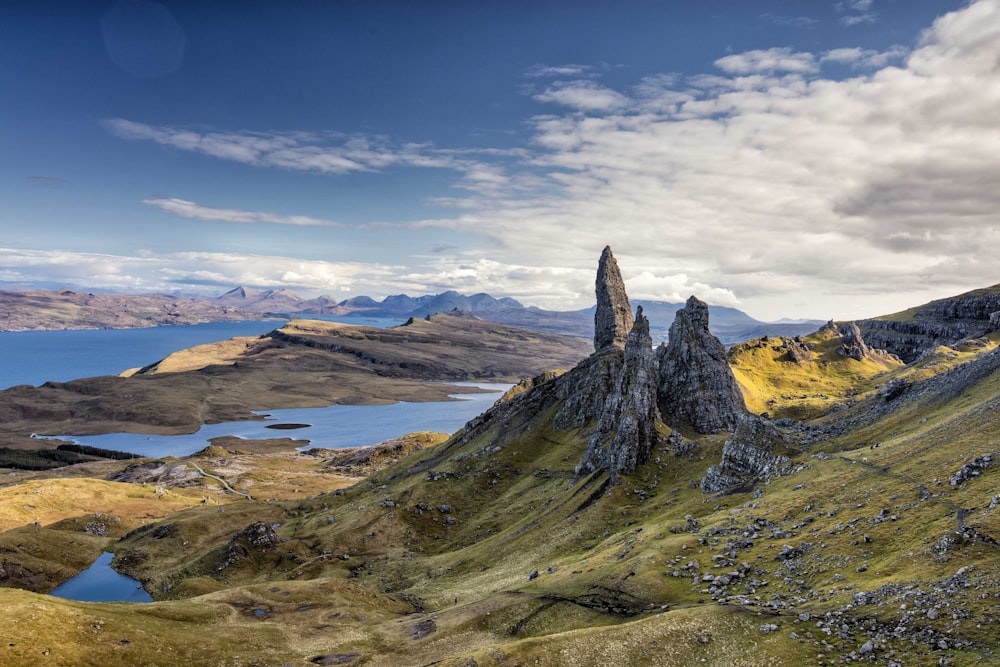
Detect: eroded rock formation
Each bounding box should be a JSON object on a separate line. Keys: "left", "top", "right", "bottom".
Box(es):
{"left": 594, "top": 246, "right": 634, "bottom": 352}
{"left": 577, "top": 307, "right": 661, "bottom": 480}
{"left": 657, "top": 296, "right": 747, "bottom": 433}
{"left": 701, "top": 414, "right": 792, "bottom": 494}
{"left": 856, "top": 286, "right": 1000, "bottom": 362}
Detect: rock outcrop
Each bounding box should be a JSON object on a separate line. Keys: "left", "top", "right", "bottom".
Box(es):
{"left": 594, "top": 246, "right": 634, "bottom": 352}
{"left": 657, "top": 296, "right": 747, "bottom": 433}
{"left": 837, "top": 321, "right": 899, "bottom": 363}
{"left": 445, "top": 247, "right": 773, "bottom": 487}
{"left": 701, "top": 414, "right": 793, "bottom": 494}
{"left": 857, "top": 285, "right": 1000, "bottom": 362}
{"left": 838, "top": 322, "right": 873, "bottom": 361}
{"left": 577, "top": 307, "right": 661, "bottom": 480}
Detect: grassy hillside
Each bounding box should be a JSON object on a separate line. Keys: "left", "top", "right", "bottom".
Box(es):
{"left": 3, "top": 308, "right": 1000, "bottom": 663}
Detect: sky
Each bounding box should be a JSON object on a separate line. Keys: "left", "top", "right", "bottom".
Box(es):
{"left": 2, "top": 0, "right": 998, "bottom": 321}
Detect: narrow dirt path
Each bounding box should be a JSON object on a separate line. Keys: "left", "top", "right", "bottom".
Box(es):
{"left": 189, "top": 461, "right": 253, "bottom": 500}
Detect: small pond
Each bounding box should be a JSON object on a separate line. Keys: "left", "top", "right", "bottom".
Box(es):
{"left": 48, "top": 552, "right": 153, "bottom": 603}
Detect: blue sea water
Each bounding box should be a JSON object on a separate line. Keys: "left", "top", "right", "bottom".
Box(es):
{"left": 43, "top": 383, "right": 509, "bottom": 457}
{"left": 48, "top": 552, "right": 153, "bottom": 603}
{"left": 0, "top": 316, "right": 401, "bottom": 389}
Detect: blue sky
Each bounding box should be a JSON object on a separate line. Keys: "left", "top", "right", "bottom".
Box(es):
{"left": 2, "top": 0, "right": 996, "bottom": 320}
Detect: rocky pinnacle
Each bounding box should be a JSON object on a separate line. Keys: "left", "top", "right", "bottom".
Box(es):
{"left": 578, "top": 306, "right": 660, "bottom": 480}
{"left": 594, "top": 246, "right": 634, "bottom": 352}
{"left": 657, "top": 295, "right": 747, "bottom": 433}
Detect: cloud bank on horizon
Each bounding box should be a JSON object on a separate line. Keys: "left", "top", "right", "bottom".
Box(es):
{"left": 3, "top": 0, "right": 999, "bottom": 321}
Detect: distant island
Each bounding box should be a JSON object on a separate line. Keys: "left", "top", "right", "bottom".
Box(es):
{"left": 0, "top": 285, "right": 823, "bottom": 345}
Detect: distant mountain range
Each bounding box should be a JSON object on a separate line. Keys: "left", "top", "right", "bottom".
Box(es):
{"left": 214, "top": 286, "right": 824, "bottom": 345}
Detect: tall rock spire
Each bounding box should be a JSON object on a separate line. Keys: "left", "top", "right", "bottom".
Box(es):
{"left": 577, "top": 306, "right": 660, "bottom": 480}
{"left": 594, "top": 246, "right": 634, "bottom": 352}
{"left": 657, "top": 295, "right": 747, "bottom": 433}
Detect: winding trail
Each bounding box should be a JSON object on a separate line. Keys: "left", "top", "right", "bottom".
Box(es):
{"left": 188, "top": 461, "right": 253, "bottom": 500}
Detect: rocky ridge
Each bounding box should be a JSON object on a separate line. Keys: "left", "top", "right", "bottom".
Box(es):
{"left": 857, "top": 284, "right": 1000, "bottom": 362}
{"left": 456, "top": 247, "right": 763, "bottom": 487}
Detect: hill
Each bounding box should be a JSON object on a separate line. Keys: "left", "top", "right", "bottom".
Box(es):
{"left": 0, "top": 314, "right": 590, "bottom": 447}
{"left": 1, "top": 250, "right": 999, "bottom": 665}
{"left": 217, "top": 285, "right": 824, "bottom": 345}
{"left": 0, "top": 288, "right": 262, "bottom": 331}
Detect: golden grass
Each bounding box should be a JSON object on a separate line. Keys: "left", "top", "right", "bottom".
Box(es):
{"left": 729, "top": 327, "right": 902, "bottom": 419}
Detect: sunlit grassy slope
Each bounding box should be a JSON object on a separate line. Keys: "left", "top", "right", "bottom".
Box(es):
{"left": 728, "top": 326, "right": 903, "bottom": 419}
{"left": 3, "top": 329, "right": 1000, "bottom": 664}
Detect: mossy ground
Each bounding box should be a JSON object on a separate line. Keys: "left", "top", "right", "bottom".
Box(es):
{"left": 3, "top": 334, "right": 1000, "bottom": 665}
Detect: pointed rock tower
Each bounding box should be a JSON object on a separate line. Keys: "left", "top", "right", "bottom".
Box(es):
{"left": 577, "top": 306, "right": 661, "bottom": 480}
{"left": 594, "top": 246, "right": 634, "bottom": 352}
{"left": 657, "top": 296, "right": 747, "bottom": 433}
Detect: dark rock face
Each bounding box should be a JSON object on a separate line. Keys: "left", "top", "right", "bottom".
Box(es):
{"left": 837, "top": 321, "right": 899, "bottom": 363}
{"left": 857, "top": 286, "right": 1000, "bottom": 362}
{"left": 594, "top": 246, "right": 634, "bottom": 352}
{"left": 701, "top": 414, "right": 792, "bottom": 494}
{"left": 657, "top": 296, "right": 747, "bottom": 433}
{"left": 577, "top": 307, "right": 661, "bottom": 480}
{"left": 838, "top": 322, "right": 873, "bottom": 361}
{"left": 219, "top": 521, "right": 283, "bottom": 570}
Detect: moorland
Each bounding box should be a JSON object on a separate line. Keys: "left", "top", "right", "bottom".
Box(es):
{"left": 1, "top": 249, "right": 999, "bottom": 666}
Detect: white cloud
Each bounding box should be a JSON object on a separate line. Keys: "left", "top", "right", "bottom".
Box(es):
{"left": 714, "top": 47, "right": 818, "bottom": 75}
{"left": 525, "top": 64, "right": 595, "bottom": 78}
{"left": 821, "top": 46, "right": 908, "bottom": 68}
{"left": 142, "top": 198, "right": 342, "bottom": 227}
{"left": 837, "top": 0, "right": 877, "bottom": 26}
{"left": 418, "top": 0, "right": 1000, "bottom": 319}
{"left": 532, "top": 80, "right": 631, "bottom": 112}
{"left": 92, "top": 2, "right": 1000, "bottom": 321}
{"left": 0, "top": 247, "right": 402, "bottom": 297}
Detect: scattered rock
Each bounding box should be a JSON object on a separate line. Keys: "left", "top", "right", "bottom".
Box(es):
{"left": 409, "top": 619, "right": 437, "bottom": 640}
{"left": 949, "top": 453, "right": 995, "bottom": 487}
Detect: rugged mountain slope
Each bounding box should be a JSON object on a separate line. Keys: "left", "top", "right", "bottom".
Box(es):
{"left": 3, "top": 252, "right": 1000, "bottom": 665}
{"left": 857, "top": 283, "right": 1000, "bottom": 362}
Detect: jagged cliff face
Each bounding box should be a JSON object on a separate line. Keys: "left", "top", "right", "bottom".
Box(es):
{"left": 594, "top": 246, "right": 634, "bottom": 352}
{"left": 657, "top": 296, "right": 747, "bottom": 434}
{"left": 455, "top": 248, "right": 752, "bottom": 485}
{"left": 857, "top": 286, "right": 1000, "bottom": 362}
{"left": 577, "top": 307, "right": 660, "bottom": 480}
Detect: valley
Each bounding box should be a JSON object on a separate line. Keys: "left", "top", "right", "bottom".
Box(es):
{"left": 1, "top": 249, "right": 999, "bottom": 665}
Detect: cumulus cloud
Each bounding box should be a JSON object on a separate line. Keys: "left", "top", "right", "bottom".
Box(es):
{"left": 143, "top": 198, "right": 342, "bottom": 227}
{"left": 532, "top": 80, "right": 631, "bottom": 112}
{"left": 422, "top": 0, "right": 1000, "bottom": 319}
{"left": 97, "top": 2, "right": 1000, "bottom": 320}
{"left": 714, "top": 47, "right": 818, "bottom": 75}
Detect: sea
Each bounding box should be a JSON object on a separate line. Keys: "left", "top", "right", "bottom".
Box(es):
{"left": 0, "top": 317, "right": 399, "bottom": 389}
{"left": 2, "top": 317, "right": 509, "bottom": 456}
